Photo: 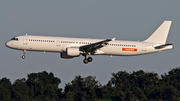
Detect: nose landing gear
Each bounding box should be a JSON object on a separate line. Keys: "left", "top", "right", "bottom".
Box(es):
{"left": 22, "top": 50, "right": 26, "bottom": 59}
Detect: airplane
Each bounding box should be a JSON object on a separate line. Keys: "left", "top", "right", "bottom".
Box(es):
{"left": 5, "top": 21, "right": 173, "bottom": 64}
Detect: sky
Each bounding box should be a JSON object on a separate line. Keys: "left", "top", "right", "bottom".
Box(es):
{"left": 1, "top": 1, "right": 180, "bottom": 88}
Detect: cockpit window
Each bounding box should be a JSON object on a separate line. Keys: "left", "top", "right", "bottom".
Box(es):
{"left": 11, "top": 38, "right": 18, "bottom": 41}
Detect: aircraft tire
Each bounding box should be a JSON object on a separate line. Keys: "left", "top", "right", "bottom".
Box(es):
{"left": 83, "top": 59, "right": 88, "bottom": 64}
{"left": 22, "top": 55, "right": 26, "bottom": 59}
{"left": 87, "top": 57, "right": 93, "bottom": 62}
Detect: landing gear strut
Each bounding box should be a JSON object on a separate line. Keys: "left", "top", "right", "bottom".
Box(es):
{"left": 83, "top": 53, "right": 93, "bottom": 64}
{"left": 22, "top": 50, "right": 26, "bottom": 59}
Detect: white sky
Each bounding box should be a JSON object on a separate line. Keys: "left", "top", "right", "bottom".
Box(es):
{"left": 1, "top": 1, "right": 180, "bottom": 88}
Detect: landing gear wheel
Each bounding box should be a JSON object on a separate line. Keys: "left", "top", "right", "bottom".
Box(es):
{"left": 87, "top": 57, "right": 93, "bottom": 62}
{"left": 22, "top": 50, "right": 26, "bottom": 59}
{"left": 83, "top": 59, "right": 88, "bottom": 64}
{"left": 22, "top": 55, "right": 26, "bottom": 59}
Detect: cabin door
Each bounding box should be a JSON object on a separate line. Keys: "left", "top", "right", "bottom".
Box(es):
{"left": 142, "top": 43, "right": 146, "bottom": 51}
{"left": 23, "top": 36, "right": 28, "bottom": 45}
{"left": 56, "top": 38, "right": 61, "bottom": 46}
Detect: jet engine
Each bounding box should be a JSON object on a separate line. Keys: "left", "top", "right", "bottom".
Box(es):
{"left": 60, "top": 52, "right": 74, "bottom": 59}
{"left": 60, "top": 47, "right": 80, "bottom": 59}
{"left": 66, "top": 47, "right": 80, "bottom": 56}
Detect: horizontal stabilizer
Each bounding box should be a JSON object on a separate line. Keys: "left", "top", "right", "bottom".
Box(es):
{"left": 155, "top": 43, "right": 173, "bottom": 49}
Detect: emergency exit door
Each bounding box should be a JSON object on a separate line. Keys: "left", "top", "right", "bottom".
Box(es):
{"left": 142, "top": 43, "right": 146, "bottom": 51}
{"left": 56, "top": 38, "right": 61, "bottom": 46}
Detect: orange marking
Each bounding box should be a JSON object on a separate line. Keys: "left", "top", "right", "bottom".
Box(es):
{"left": 122, "top": 48, "right": 137, "bottom": 52}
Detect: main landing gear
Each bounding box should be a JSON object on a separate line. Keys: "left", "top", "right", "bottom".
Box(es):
{"left": 22, "top": 50, "right": 26, "bottom": 59}
{"left": 83, "top": 54, "right": 93, "bottom": 64}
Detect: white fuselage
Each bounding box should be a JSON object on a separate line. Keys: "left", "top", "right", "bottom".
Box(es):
{"left": 5, "top": 35, "right": 173, "bottom": 56}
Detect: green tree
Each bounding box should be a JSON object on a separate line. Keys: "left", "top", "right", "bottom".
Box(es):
{"left": 101, "top": 81, "right": 115, "bottom": 100}
{"left": 65, "top": 75, "right": 100, "bottom": 101}
{"left": 26, "top": 71, "right": 61, "bottom": 100}
{"left": 84, "top": 76, "right": 98, "bottom": 100}
{"left": 110, "top": 70, "right": 159, "bottom": 100}
{"left": 65, "top": 75, "right": 87, "bottom": 101}
{"left": 0, "top": 78, "right": 11, "bottom": 101}
{"left": 12, "top": 78, "right": 33, "bottom": 101}
{"left": 65, "top": 91, "right": 75, "bottom": 101}
{"left": 167, "top": 67, "right": 180, "bottom": 89}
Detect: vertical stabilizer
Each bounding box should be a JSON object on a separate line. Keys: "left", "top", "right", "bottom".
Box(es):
{"left": 144, "top": 21, "right": 172, "bottom": 44}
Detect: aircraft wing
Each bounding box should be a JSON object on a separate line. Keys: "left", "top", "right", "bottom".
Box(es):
{"left": 80, "top": 37, "right": 115, "bottom": 53}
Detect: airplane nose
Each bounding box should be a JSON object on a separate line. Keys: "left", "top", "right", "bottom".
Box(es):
{"left": 5, "top": 41, "right": 10, "bottom": 48}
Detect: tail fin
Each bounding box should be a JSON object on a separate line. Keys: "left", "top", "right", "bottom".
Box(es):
{"left": 144, "top": 21, "right": 172, "bottom": 44}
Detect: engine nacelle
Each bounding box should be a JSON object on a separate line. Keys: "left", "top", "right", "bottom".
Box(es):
{"left": 60, "top": 52, "right": 74, "bottom": 59}
{"left": 66, "top": 47, "right": 80, "bottom": 56}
